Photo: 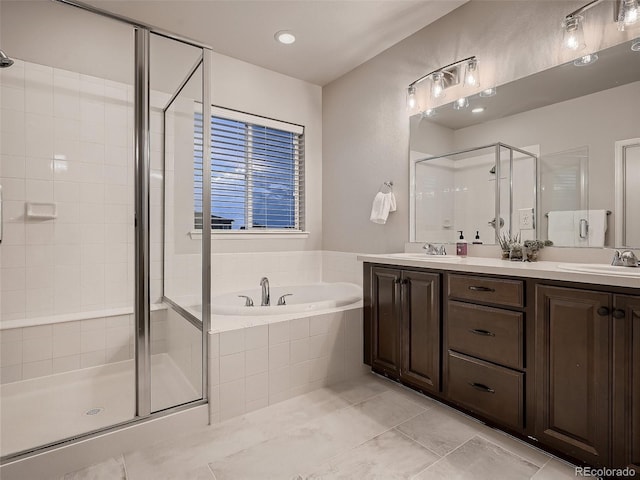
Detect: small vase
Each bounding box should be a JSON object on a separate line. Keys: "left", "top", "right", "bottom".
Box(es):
{"left": 501, "top": 250, "right": 510, "bottom": 260}
{"left": 509, "top": 248, "right": 523, "bottom": 261}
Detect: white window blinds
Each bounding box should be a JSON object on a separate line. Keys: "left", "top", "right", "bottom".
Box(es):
{"left": 194, "top": 106, "right": 305, "bottom": 231}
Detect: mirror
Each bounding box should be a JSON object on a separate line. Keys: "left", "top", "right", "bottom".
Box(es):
{"left": 410, "top": 39, "right": 640, "bottom": 248}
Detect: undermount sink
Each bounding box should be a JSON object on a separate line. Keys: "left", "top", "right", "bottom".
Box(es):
{"left": 557, "top": 263, "right": 640, "bottom": 277}
{"left": 387, "top": 253, "right": 463, "bottom": 262}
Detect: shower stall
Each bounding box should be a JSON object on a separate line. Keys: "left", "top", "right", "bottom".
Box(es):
{"left": 0, "top": 0, "right": 211, "bottom": 462}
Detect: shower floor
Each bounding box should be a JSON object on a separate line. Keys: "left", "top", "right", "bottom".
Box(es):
{"left": 0, "top": 353, "right": 198, "bottom": 457}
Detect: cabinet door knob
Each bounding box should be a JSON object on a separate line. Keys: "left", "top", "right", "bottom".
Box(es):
{"left": 468, "top": 382, "right": 495, "bottom": 394}
{"left": 469, "top": 328, "right": 495, "bottom": 337}
{"left": 612, "top": 309, "right": 626, "bottom": 319}
{"left": 597, "top": 306, "right": 610, "bottom": 316}
{"left": 468, "top": 286, "right": 495, "bottom": 292}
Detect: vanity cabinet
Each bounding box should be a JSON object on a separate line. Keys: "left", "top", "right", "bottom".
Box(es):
{"left": 363, "top": 260, "right": 639, "bottom": 472}
{"left": 445, "top": 274, "right": 526, "bottom": 431}
{"left": 612, "top": 295, "right": 640, "bottom": 473}
{"left": 535, "top": 285, "right": 612, "bottom": 467}
{"left": 369, "top": 265, "right": 440, "bottom": 394}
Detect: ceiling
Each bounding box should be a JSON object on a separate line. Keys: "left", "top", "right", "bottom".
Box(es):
{"left": 82, "top": 0, "right": 466, "bottom": 86}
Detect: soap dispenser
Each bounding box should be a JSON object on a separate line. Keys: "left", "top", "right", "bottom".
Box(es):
{"left": 473, "top": 230, "right": 482, "bottom": 245}
{"left": 456, "top": 231, "right": 468, "bottom": 256}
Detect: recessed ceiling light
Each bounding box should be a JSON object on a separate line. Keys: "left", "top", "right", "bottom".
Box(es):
{"left": 275, "top": 31, "right": 296, "bottom": 45}
{"left": 472, "top": 107, "right": 485, "bottom": 113}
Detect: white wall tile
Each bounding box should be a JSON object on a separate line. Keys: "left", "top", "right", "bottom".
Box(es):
{"left": 244, "top": 325, "right": 268, "bottom": 350}
{"left": 245, "top": 372, "right": 268, "bottom": 403}
{"left": 245, "top": 347, "right": 268, "bottom": 377}
{"left": 268, "top": 365, "right": 290, "bottom": 399}
{"left": 81, "top": 350, "right": 105, "bottom": 368}
{"left": 220, "top": 352, "right": 245, "bottom": 384}
{"left": 1, "top": 155, "right": 26, "bottom": 178}
{"left": 290, "top": 338, "right": 309, "bottom": 365}
{"left": 219, "top": 378, "right": 245, "bottom": 421}
{"left": 52, "top": 355, "right": 81, "bottom": 374}
{"left": 1, "top": 341, "right": 22, "bottom": 366}
{"left": 269, "top": 321, "right": 289, "bottom": 345}
{"left": 52, "top": 331, "right": 81, "bottom": 358}
{"left": 220, "top": 329, "right": 245, "bottom": 356}
{"left": 1, "top": 364, "right": 23, "bottom": 384}
{"left": 23, "top": 336, "right": 52, "bottom": 362}
{"left": 22, "top": 359, "right": 52, "bottom": 380}
{"left": 268, "top": 343, "right": 289, "bottom": 371}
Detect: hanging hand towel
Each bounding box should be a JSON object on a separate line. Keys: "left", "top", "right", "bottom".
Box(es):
{"left": 389, "top": 192, "right": 397, "bottom": 212}
{"left": 547, "top": 211, "right": 575, "bottom": 246}
{"left": 370, "top": 192, "right": 392, "bottom": 224}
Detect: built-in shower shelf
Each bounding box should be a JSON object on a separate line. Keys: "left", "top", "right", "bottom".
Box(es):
{"left": 26, "top": 202, "right": 57, "bottom": 220}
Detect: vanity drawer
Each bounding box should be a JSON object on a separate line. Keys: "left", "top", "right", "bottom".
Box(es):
{"left": 448, "top": 274, "right": 524, "bottom": 308}
{"left": 447, "top": 351, "right": 524, "bottom": 430}
{"left": 448, "top": 301, "right": 523, "bottom": 369}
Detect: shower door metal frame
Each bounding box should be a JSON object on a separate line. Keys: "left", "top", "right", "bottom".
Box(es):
{"left": 1, "top": 0, "right": 212, "bottom": 463}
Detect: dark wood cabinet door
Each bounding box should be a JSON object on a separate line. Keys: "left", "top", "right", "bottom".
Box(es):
{"left": 613, "top": 295, "right": 640, "bottom": 473}
{"left": 535, "top": 285, "right": 612, "bottom": 467}
{"left": 400, "top": 271, "right": 440, "bottom": 393}
{"left": 371, "top": 266, "right": 402, "bottom": 379}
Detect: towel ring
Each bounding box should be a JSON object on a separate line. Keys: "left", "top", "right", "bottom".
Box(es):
{"left": 379, "top": 181, "right": 393, "bottom": 193}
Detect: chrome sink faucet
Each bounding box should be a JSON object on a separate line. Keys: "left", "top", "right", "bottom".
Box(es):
{"left": 260, "top": 277, "right": 270, "bottom": 306}
{"left": 422, "top": 243, "right": 446, "bottom": 255}
{"left": 611, "top": 250, "right": 638, "bottom": 267}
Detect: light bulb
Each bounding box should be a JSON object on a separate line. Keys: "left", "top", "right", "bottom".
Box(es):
{"left": 479, "top": 87, "right": 497, "bottom": 97}
{"left": 618, "top": 0, "right": 639, "bottom": 30}
{"left": 431, "top": 72, "right": 446, "bottom": 100}
{"left": 464, "top": 59, "right": 480, "bottom": 87}
{"left": 453, "top": 97, "right": 469, "bottom": 110}
{"left": 421, "top": 108, "right": 436, "bottom": 118}
{"left": 407, "top": 85, "right": 417, "bottom": 110}
{"left": 562, "top": 16, "right": 585, "bottom": 51}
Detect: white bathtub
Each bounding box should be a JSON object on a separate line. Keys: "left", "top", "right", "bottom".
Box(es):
{"left": 209, "top": 282, "right": 362, "bottom": 316}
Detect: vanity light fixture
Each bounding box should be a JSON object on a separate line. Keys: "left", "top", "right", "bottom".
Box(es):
{"left": 479, "top": 87, "right": 497, "bottom": 97}
{"left": 617, "top": 0, "right": 639, "bottom": 30}
{"left": 407, "top": 55, "right": 479, "bottom": 107}
{"left": 406, "top": 85, "right": 418, "bottom": 110}
{"left": 561, "top": 0, "right": 606, "bottom": 51}
{"left": 453, "top": 97, "right": 469, "bottom": 110}
{"left": 562, "top": 15, "right": 586, "bottom": 51}
{"left": 463, "top": 58, "right": 480, "bottom": 87}
{"left": 574, "top": 53, "right": 599, "bottom": 66}
{"left": 274, "top": 30, "right": 296, "bottom": 45}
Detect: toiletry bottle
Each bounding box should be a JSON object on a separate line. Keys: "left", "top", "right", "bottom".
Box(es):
{"left": 472, "top": 230, "right": 482, "bottom": 245}
{"left": 456, "top": 231, "right": 467, "bottom": 256}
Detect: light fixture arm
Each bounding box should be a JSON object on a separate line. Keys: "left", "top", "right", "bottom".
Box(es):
{"left": 565, "top": 0, "right": 603, "bottom": 19}
{"left": 408, "top": 55, "right": 477, "bottom": 88}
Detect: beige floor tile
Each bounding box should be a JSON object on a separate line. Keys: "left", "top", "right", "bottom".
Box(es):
{"left": 396, "top": 405, "right": 479, "bottom": 456}
{"left": 302, "top": 429, "right": 439, "bottom": 479}
{"left": 352, "top": 389, "right": 428, "bottom": 429}
{"left": 475, "top": 425, "right": 551, "bottom": 468}
{"left": 414, "top": 436, "right": 540, "bottom": 480}
{"left": 531, "top": 458, "right": 578, "bottom": 479}
{"left": 324, "top": 373, "right": 391, "bottom": 404}
{"left": 59, "top": 456, "right": 126, "bottom": 480}
{"left": 210, "top": 401, "right": 398, "bottom": 479}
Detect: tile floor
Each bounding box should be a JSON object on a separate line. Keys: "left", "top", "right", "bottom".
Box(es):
{"left": 56, "top": 374, "right": 578, "bottom": 480}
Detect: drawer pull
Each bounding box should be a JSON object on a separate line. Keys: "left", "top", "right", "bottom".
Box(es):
{"left": 612, "top": 309, "right": 625, "bottom": 319}
{"left": 469, "top": 328, "right": 495, "bottom": 337}
{"left": 468, "top": 382, "right": 495, "bottom": 394}
{"left": 468, "top": 286, "right": 495, "bottom": 292}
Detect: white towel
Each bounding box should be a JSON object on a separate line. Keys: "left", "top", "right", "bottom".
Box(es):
{"left": 547, "top": 211, "right": 576, "bottom": 246}
{"left": 586, "top": 209, "right": 608, "bottom": 247}
{"left": 370, "top": 192, "right": 396, "bottom": 224}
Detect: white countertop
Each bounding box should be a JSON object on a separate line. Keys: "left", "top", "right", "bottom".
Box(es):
{"left": 357, "top": 254, "right": 640, "bottom": 290}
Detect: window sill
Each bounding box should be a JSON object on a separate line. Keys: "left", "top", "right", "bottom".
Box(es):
{"left": 189, "top": 230, "right": 310, "bottom": 240}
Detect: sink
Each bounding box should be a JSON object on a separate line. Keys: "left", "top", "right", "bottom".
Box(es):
{"left": 387, "top": 253, "right": 463, "bottom": 262}
{"left": 557, "top": 263, "right": 640, "bottom": 277}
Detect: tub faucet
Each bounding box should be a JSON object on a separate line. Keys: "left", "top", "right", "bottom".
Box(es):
{"left": 260, "top": 277, "right": 270, "bottom": 306}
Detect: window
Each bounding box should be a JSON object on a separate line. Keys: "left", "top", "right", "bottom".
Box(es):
{"left": 194, "top": 107, "right": 305, "bottom": 232}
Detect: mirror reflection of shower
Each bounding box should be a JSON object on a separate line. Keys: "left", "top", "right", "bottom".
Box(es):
{"left": 0, "top": 49, "right": 14, "bottom": 68}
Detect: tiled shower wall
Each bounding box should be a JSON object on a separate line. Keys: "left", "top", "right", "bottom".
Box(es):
{"left": 0, "top": 59, "right": 135, "bottom": 321}
{"left": 0, "top": 309, "right": 167, "bottom": 384}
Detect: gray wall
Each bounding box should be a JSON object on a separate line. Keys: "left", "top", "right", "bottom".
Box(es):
{"left": 322, "top": 0, "right": 637, "bottom": 253}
